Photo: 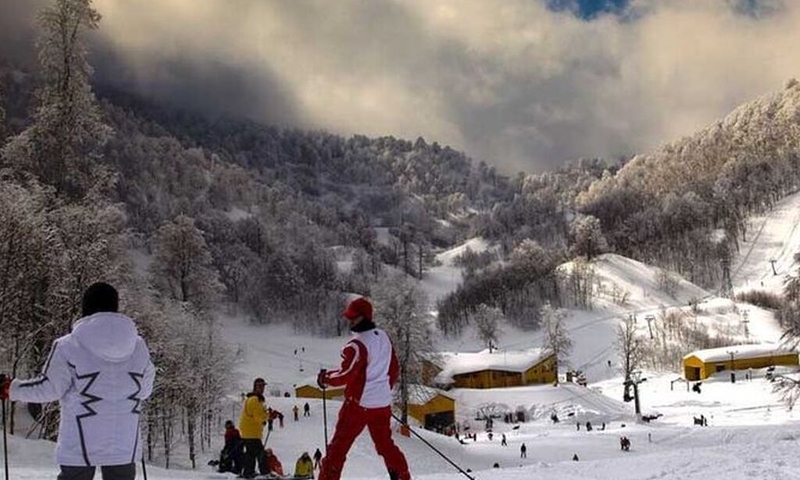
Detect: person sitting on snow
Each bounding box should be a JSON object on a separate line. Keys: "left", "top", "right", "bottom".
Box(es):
{"left": 294, "top": 451, "right": 315, "bottom": 479}
{"left": 218, "top": 420, "right": 242, "bottom": 474}
{"left": 264, "top": 448, "right": 285, "bottom": 477}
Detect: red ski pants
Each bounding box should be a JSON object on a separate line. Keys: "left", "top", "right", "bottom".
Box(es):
{"left": 319, "top": 400, "right": 410, "bottom": 480}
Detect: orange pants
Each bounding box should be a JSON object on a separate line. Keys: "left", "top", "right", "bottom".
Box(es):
{"left": 319, "top": 401, "right": 410, "bottom": 480}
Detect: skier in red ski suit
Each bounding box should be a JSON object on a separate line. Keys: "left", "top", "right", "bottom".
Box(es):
{"left": 317, "top": 297, "right": 411, "bottom": 480}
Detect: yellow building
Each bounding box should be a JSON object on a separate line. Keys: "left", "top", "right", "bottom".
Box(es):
{"left": 683, "top": 344, "right": 799, "bottom": 381}
{"left": 433, "top": 349, "right": 557, "bottom": 389}
{"left": 294, "top": 383, "right": 345, "bottom": 399}
{"left": 405, "top": 385, "right": 456, "bottom": 431}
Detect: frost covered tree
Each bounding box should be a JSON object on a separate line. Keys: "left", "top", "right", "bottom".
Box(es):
{"left": 0, "top": 183, "right": 55, "bottom": 433}
{"left": 569, "top": 214, "right": 607, "bottom": 261}
{"left": 0, "top": 87, "right": 6, "bottom": 141}
{"left": 473, "top": 303, "right": 503, "bottom": 352}
{"left": 776, "top": 253, "right": 800, "bottom": 408}
{"left": 129, "top": 285, "right": 236, "bottom": 468}
{"left": 541, "top": 303, "right": 572, "bottom": 385}
{"left": 2, "top": 0, "right": 111, "bottom": 199}
{"left": 564, "top": 258, "right": 595, "bottom": 309}
{"left": 150, "top": 215, "right": 222, "bottom": 314}
{"left": 372, "top": 273, "right": 435, "bottom": 424}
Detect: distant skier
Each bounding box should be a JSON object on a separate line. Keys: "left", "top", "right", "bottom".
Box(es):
{"left": 304, "top": 402, "right": 311, "bottom": 417}
{"left": 293, "top": 404, "right": 300, "bottom": 421}
{"left": 316, "top": 297, "right": 411, "bottom": 480}
{"left": 520, "top": 443, "right": 527, "bottom": 458}
{"left": 620, "top": 436, "right": 631, "bottom": 451}
{"left": 313, "top": 448, "right": 323, "bottom": 469}
{"left": 501, "top": 433, "right": 507, "bottom": 446}
{"left": 0, "top": 283, "right": 155, "bottom": 480}
{"left": 573, "top": 453, "right": 579, "bottom": 461}
{"left": 276, "top": 409, "right": 285, "bottom": 428}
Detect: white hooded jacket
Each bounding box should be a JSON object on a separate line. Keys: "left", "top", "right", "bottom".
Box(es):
{"left": 10, "top": 312, "right": 155, "bottom": 467}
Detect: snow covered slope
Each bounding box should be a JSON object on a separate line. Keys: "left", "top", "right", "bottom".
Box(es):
{"left": 732, "top": 189, "right": 800, "bottom": 293}
{"left": 6, "top": 198, "right": 800, "bottom": 480}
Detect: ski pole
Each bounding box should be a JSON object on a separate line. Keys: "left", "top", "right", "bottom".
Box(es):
{"left": 263, "top": 424, "right": 272, "bottom": 446}
{"left": 320, "top": 369, "right": 328, "bottom": 456}
{"left": 391, "top": 413, "right": 475, "bottom": 480}
{"left": 140, "top": 457, "right": 148, "bottom": 480}
{"left": 2, "top": 397, "right": 9, "bottom": 480}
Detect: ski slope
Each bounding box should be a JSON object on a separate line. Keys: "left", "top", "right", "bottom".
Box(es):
{"left": 732, "top": 189, "right": 800, "bottom": 293}
{"left": 6, "top": 196, "right": 800, "bottom": 479}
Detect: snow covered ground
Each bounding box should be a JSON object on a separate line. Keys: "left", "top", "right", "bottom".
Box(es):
{"left": 5, "top": 194, "right": 800, "bottom": 479}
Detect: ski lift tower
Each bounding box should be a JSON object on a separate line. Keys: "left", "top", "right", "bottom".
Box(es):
{"left": 624, "top": 370, "right": 647, "bottom": 419}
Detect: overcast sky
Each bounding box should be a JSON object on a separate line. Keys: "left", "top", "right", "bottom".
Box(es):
{"left": 2, "top": 0, "right": 798, "bottom": 173}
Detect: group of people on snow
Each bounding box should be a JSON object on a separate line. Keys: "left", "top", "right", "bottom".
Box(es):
{"left": 215, "top": 413, "right": 320, "bottom": 479}
{"left": 219, "top": 296, "right": 410, "bottom": 480}
{"left": 0, "top": 287, "right": 411, "bottom": 480}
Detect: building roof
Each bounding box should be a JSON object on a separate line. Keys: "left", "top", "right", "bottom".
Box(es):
{"left": 407, "top": 385, "right": 454, "bottom": 405}
{"left": 683, "top": 343, "right": 798, "bottom": 363}
{"left": 433, "top": 348, "right": 553, "bottom": 384}
{"left": 295, "top": 378, "right": 344, "bottom": 390}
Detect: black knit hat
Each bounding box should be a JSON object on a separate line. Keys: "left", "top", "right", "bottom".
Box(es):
{"left": 81, "top": 282, "right": 119, "bottom": 317}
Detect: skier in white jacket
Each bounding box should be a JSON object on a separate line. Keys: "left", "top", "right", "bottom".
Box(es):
{"left": 0, "top": 282, "right": 155, "bottom": 480}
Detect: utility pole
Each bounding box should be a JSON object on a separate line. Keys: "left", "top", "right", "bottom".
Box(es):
{"left": 741, "top": 309, "right": 749, "bottom": 340}
{"left": 727, "top": 350, "right": 737, "bottom": 383}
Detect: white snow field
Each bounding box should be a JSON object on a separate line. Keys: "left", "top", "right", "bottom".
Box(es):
{"left": 5, "top": 192, "right": 800, "bottom": 480}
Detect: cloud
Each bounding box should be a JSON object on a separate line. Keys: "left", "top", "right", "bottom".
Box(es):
{"left": 0, "top": 0, "right": 47, "bottom": 66}
{"left": 3, "top": 0, "right": 800, "bottom": 173}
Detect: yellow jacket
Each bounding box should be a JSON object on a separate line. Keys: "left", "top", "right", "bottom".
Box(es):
{"left": 294, "top": 456, "right": 314, "bottom": 479}
{"left": 238, "top": 393, "right": 269, "bottom": 439}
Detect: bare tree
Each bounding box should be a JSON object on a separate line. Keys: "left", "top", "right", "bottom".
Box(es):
{"left": 150, "top": 215, "right": 222, "bottom": 314}
{"left": 473, "top": 303, "right": 503, "bottom": 352}
{"left": 616, "top": 315, "right": 644, "bottom": 402}
{"left": 372, "top": 272, "right": 435, "bottom": 424}
{"left": 541, "top": 303, "right": 572, "bottom": 385}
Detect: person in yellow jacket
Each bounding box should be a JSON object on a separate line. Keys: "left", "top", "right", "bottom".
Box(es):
{"left": 239, "top": 378, "right": 269, "bottom": 478}
{"left": 294, "top": 451, "right": 315, "bottom": 479}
